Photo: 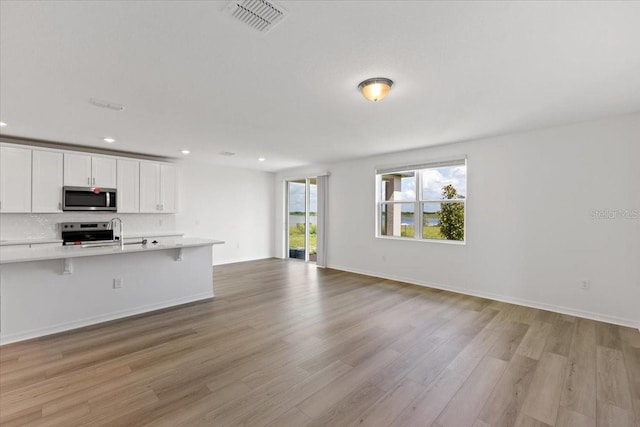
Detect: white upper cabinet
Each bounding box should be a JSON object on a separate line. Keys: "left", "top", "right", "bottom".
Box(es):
{"left": 32, "top": 150, "right": 63, "bottom": 212}
{"left": 139, "top": 162, "right": 161, "bottom": 213}
{"left": 139, "top": 161, "right": 178, "bottom": 213}
{"left": 0, "top": 146, "right": 32, "bottom": 213}
{"left": 91, "top": 156, "right": 117, "bottom": 188}
{"left": 63, "top": 153, "right": 92, "bottom": 186}
{"left": 116, "top": 159, "right": 140, "bottom": 213}
{"left": 64, "top": 153, "right": 116, "bottom": 188}
{"left": 0, "top": 143, "right": 177, "bottom": 215}
{"left": 160, "top": 164, "right": 177, "bottom": 213}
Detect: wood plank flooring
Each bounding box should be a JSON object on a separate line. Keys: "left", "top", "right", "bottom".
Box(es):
{"left": 1, "top": 258, "right": 638, "bottom": 427}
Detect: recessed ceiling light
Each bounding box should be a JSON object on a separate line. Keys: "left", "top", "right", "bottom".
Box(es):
{"left": 103, "top": 137, "right": 115, "bottom": 143}
{"left": 180, "top": 149, "right": 191, "bottom": 155}
{"left": 258, "top": 157, "right": 266, "bottom": 162}
{"left": 0, "top": 122, "right": 7, "bottom": 127}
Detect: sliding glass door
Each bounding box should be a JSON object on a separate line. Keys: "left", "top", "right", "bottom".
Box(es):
{"left": 287, "top": 178, "right": 317, "bottom": 262}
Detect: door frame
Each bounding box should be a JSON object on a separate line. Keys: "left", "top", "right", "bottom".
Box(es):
{"left": 285, "top": 177, "right": 315, "bottom": 262}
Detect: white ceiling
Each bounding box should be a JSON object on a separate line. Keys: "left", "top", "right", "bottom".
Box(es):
{"left": 1, "top": 1, "right": 639, "bottom": 172}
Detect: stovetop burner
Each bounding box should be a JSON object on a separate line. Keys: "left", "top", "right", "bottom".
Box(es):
{"left": 61, "top": 222, "right": 114, "bottom": 246}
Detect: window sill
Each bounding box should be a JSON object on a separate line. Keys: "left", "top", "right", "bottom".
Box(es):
{"left": 375, "top": 235, "right": 466, "bottom": 245}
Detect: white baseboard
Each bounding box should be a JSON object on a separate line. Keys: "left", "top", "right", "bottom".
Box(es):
{"left": 214, "top": 255, "right": 274, "bottom": 266}
{"left": 0, "top": 291, "right": 214, "bottom": 346}
{"left": 328, "top": 264, "right": 640, "bottom": 330}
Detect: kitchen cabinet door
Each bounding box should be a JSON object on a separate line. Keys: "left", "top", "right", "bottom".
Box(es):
{"left": 32, "top": 150, "right": 63, "bottom": 212}
{"left": 160, "top": 164, "right": 178, "bottom": 213}
{"left": 92, "top": 156, "right": 117, "bottom": 188}
{"left": 64, "top": 153, "right": 92, "bottom": 186}
{"left": 0, "top": 146, "right": 32, "bottom": 213}
{"left": 117, "top": 159, "right": 140, "bottom": 213}
{"left": 139, "top": 161, "right": 161, "bottom": 213}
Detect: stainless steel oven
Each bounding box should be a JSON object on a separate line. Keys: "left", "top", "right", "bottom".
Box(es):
{"left": 62, "top": 186, "right": 117, "bottom": 211}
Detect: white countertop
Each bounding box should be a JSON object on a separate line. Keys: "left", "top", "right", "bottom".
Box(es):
{"left": 125, "top": 232, "right": 184, "bottom": 239}
{"left": 0, "top": 237, "right": 224, "bottom": 264}
{"left": 0, "top": 232, "right": 185, "bottom": 247}
{"left": 0, "top": 238, "right": 64, "bottom": 246}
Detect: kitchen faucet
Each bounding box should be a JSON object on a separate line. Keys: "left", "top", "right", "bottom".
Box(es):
{"left": 109, "top": 217, "right": 124, "bottom": 249}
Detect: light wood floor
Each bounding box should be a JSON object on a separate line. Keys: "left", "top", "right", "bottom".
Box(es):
{"left": 1, "top": 259, "right": 639, "bottom": 427}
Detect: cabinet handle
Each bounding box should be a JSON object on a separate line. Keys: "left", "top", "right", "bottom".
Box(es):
{"left": 92, "top": 177, "right": 95, "bottom": 185}
{"left": 88, "top": 177, "right": 91, "bottom": 185}
{"left": 58, "top": 202, "right": 62, "bottom": 210}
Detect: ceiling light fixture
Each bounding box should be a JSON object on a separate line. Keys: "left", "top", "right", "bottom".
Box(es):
{"left": 358, "top": 77, "right": 394, "bottom": 102}
{"left": 181, "top": 149, "right": 191, "bottom": 155}
{"left": 258, "top": 157, "right": 266, "bottom": 162}
{"left": 103, "top": 137, "right": 115, "bottom": 143}
{"left": 0, "top": 121, "right": 7, "bottom": 127}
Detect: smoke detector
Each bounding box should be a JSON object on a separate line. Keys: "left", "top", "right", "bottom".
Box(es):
{"left": 89, "top": 98, "right": 125, "bottom": 111}
{"left": 219, "top": 151, "right": 236, "bottom": 157}
{"left": 224, "top": 0, "right": 287, "bottom": 34}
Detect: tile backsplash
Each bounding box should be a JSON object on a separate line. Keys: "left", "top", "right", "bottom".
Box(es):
{"left": 0, "top": 213, "right": 177, "bottom": 240}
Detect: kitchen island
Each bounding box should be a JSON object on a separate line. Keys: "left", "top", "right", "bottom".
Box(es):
{"left": 0, "top": 238, "right": 224, "bottom": 344}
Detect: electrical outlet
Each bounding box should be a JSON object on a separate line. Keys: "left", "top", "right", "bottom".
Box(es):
{"left": 113, "top": 278, "right": 123, "bottom": 289}
{"left": 580, "top": 280, "right": 591, "bottom": 290}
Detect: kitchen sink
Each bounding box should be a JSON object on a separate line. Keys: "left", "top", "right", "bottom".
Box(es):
{"left": 80, "top": 242, "right": 120, "bottom": 248}
{"left": 80, "top": 240, "right": 148, "bottom": 248}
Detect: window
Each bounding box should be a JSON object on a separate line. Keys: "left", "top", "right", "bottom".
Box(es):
{"left": 376, "top": 159, "right": 467, "bottom": 242}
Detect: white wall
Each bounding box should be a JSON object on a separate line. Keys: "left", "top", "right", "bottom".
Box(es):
{"left": 176, "top": 160, "right": 275, "bottom": 265}
{"left": 275, "top": 113, "right": 640, "bottom": 327}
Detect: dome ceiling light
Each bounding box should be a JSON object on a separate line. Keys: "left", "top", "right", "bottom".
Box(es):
{"left": 358, "top": 77, "right": 394, "bottom": 102}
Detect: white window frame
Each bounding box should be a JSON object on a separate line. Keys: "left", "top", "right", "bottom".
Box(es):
{"left": 375, "top": 158, "right": 467, "bottom": 244}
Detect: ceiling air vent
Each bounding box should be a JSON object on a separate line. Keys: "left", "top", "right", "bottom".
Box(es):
{"left": 224, "top": 0, "right": 287, "bottom": 34}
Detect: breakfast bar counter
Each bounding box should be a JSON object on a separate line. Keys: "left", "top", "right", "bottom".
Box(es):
{"left": 0, "top": 237, "right": 223, "bottom": 264}
{"left": 0, "top": 238, "right": 224, "bottom": 345}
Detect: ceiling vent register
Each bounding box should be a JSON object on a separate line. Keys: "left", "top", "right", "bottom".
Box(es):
{"left": 224, "top": 0, "right": 287, "bottom": 33}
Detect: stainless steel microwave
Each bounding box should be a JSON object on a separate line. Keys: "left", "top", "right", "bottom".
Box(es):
{"left": 62, "top": 186, "right": 117, "bottom": 211}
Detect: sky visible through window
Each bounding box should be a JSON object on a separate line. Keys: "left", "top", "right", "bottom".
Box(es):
{"left": 423, "top": 166, "right": 466, "bottom": 199}
{"left": 289, "top": 183, "right": 317, "bottom": 212}
{"left": 398, "top": 165, "right": 466, "bottom": 212}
